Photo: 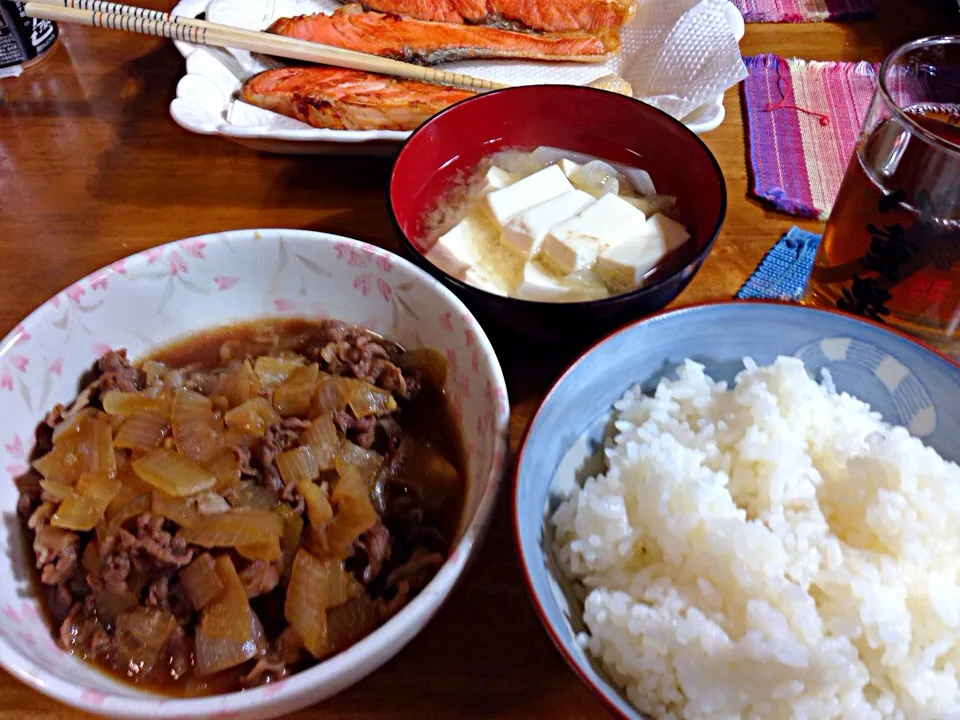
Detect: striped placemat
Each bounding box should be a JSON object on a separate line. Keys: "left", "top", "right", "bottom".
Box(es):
{"left": 741, "top": 54, "right": 878, "bottom": 219}
{"left": 732, "top": 0, "right": 872, "bottom": 22}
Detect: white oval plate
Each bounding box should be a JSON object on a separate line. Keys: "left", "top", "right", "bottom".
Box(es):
{"left": 168, "top": 0, "right": 746, "bottom": 154}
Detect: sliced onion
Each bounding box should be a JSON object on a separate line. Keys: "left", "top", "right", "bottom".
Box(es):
{"left": 299, "top": 416, "right": 340, "bottom": 470}
{"left": 337, "top": 441, "right": 384, "bottom": 489}
{"left": 105, "top": 476, "right": 146, "bottom": 519}
{"left": 104, "top": 493, "right": 151, "bottom": 538}
{"left": 319, "top": 463, "right": 377, "bottom": 558}
{"left": 254, "top": 355, "right": 303, "bottom": 391}
{"left": 205, "top": 449, "right": 241, "bottom": 491}
{"left": 179, "top": 553, "right": 224, "bottom": 610}
{"left": 571, "top": 159, "right": 621, "bottom": 198}
{"left": 141, "top": 360, "right": 169, "bottom": 386}
{"left": 230, "top": 480, "right": 278, "bottom": 509}
{"left": 236, "top": 537, "right": 282, "bottom": 562}
{"left": 101, "top": 390, "right": 171, "bottom": 417}
{"left": 179, "top": 508, "right": 283, "bottom": 548}
{"left": 624, "top": 194, "right": 678, "bottom": 218}
{"left": 34, "top": 416, "right": 116, "bottom": 483}
{"left": 40, "top": 480, "right": 76, "bottom": 501}
{"left": 132, "top": 449, "right": 216, "bottom": 497}
{"left": 218, "top": 360, "right": 261, "bottom": 408}
{"left": 313, "top": 375, "right": 343, "bottom": 415}
{"left": 152, "top": 490, "right": 202, "bottom": 528}
{"left": 196, "top": 491, "right": 230, "bottom": 515}
{"left": 195, "top": 555, "right": 266, "bottom": 676}
{"left": 297, "top": 480, "right": 332, "bottom": 529}
{"left": 115, "top": 411, "right": 169, "bottom": 451}
{"left": 172, "top": 390, "right": 222, "bottom": 463}
{"left": 275, "top": 504, "right": 304, "bottom": 576}
{"left": 51, "top": 408, "right": 100, "bottom": 442}
{"left": 224, "top": 398, "right": 280, "bottom": 437}
{"left": 116, "top": 607, "right": 177, "bottom": 650}
{"left": 276, "top": 446, "right": 319, "bottom": 486}
{"left": 284, "top": 550, "right": 329, "bottom": 657}
{"left": 323, "top": 377, "right": 396, "bottom": 418}
{"left": 274, "top": 363, "right": 319, "bottom": 417}
{"left": 316, "top": 557, "right": 364, "bottom": 608}
{"left": 528, "top": 146, "right": 657, "bottom": 195}
{"left": 52, "top": 472, "right": 122, "bottom": 531}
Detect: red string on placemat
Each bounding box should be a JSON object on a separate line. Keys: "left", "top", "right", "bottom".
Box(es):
{"left": 762, "top": 58, "right": 830, "bottom": 126}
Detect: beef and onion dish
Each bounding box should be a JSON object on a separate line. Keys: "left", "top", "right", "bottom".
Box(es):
{"left": 15, "top": 319, "right": 465, "bottom": 695}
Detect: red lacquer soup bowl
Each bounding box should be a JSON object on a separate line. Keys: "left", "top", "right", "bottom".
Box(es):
{"left": 388, "top": 85, "right": 727, "bottom": 341}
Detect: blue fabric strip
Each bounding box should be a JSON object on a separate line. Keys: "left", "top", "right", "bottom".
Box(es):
{"left": 736, "top": 226, "right": 822, "bottom": 300}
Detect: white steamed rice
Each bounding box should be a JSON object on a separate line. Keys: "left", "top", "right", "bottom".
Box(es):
{"left": 552, "top": 357, "right": 960, "bottom": 720}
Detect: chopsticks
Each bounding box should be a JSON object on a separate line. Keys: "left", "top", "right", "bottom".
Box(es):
{"left": 19, "top": 0, "right": 508, "bottom": 93}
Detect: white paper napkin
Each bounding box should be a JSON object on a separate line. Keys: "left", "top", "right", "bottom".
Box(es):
{"left": 204, "top": 0, "right": 746, "bottom": 127}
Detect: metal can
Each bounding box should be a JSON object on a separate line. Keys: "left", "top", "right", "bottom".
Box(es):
{"left": 0, "top": 2, "right": 58, "bottom": 71}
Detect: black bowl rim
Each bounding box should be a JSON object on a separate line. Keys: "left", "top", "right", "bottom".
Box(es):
{"left": 386, "top": 84, "right": 728, "bottom": 310}
{"left": 508, "top": 298, "right": 960, "bottom": 720}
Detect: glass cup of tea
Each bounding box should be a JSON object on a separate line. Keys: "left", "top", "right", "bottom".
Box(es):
{"left": 803, "top": 35, "right": 960, "bottom": 356}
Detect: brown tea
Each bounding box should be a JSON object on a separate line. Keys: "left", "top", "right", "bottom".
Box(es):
{"left": 805, "top": 104, "right": 960, "bottom": 350}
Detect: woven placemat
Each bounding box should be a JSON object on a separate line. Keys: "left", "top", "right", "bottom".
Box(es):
{"left": 732, "top": 0, "right": 871, "bottom": 22}
{"left": 741, "top": 54, "right": 878, "bottom": 219}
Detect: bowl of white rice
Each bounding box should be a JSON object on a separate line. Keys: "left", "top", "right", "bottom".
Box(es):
{"left": 513, "top": 300, "right": 960, "bottom": 720}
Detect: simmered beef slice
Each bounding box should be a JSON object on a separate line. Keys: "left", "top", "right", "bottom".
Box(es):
{"left": 300, "top": 321, "right": 420, "bottom": 400}
{"left": 95, "top": 349, "right": 145, "bottom": 395}
{"left": 60, "top": 596, "right": 111, "bottom": 659}
{"left": 240, "top": 626, "right": 303, "bottom": 688}
{"left": 354, "top": 522, "right": 391, "bottom": 585}
{"left": 26, "top": 500, "right": 81, "bottom": 589}
{"left": 94, "top": 514, "right": 194, "bottom": 595}
{"left": 332, "top": 412, "right": 404, "bottom": 454}
{"left": 16, "top": 472, "right": 43, "bottom": 524}
{"left": 240, "top": 560, "right": 282, "bottom": 599}
{"left": 255, "top": 419, "right": 309, "bottom": 498}
{"left": 376, "top": 548, "right": 445, "bottom": 622}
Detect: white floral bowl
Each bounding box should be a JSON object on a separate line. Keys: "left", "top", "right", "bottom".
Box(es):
{"left": 0, "top": 229, "right": 510, "bottom": 719}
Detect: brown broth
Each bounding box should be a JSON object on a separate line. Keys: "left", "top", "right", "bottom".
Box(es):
{"left": 24, "top": 318, "right": 468, "bottom": 697}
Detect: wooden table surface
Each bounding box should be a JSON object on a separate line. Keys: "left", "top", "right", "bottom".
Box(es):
{"left": 0, "top": 1, "right": 954, "bottom": 717}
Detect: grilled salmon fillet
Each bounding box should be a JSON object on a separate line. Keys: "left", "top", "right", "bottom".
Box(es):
{"left": 355, "top": 0, "right": 636, "bottom": 32}
{"left": 240, "top": 67, "right": 475, "bottom": 131}
{"left": 268, "top": 5, "right": 619, "bottom": 64}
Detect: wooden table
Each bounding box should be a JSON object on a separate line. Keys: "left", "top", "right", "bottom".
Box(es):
{"left": 0, "top": 1, "right": 953, "bottom": 717}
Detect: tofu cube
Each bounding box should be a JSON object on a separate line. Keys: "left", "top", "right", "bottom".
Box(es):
{"left": 500, "top": 190, "right": 596, "bottom": 259}
{"left": 595, "top": 214, "right": 691, "bottom": 289}
{"left": 539, "top": 193, "right": 646, "bottom": 275}
{"left": 479, "top": 166, "right": 518, "bottom": 195}
{"left": 484, "top": 164, "right": 574, "bottom": 229}
{"left": 424, "top": 215, "right": 487, "bottom": 277}
{"left": 513, "top": 262, "right": 573, "bottom": 302}
{"left": 514, "top": 262, "right": 610, "bottom": 302}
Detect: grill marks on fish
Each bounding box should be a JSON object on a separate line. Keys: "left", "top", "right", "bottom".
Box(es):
{"left": 355, "top": 0, "right": 637, "bottom": 32}
{"left": 240, "top": 67, "right": 475, "bottom": 131}
{"left": 268, "top": 5, "right": 619, "bottom": 64}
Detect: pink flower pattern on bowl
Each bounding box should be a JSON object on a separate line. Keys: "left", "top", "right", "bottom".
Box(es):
{"left": 0, "top": 230, "right": 509, "bottom": 720}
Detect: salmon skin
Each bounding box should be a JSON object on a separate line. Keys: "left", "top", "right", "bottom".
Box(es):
{"left": 240, "top": 66, "right": 475, "bottom": 131}
{"left": 268, "top": 5, "right": 620, "bottom": 64}
{"left": 354, "top": 0, "right": 637, "bottom": 32}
